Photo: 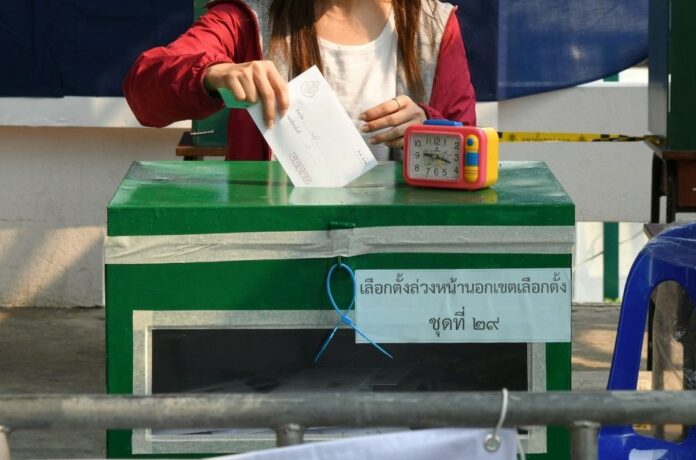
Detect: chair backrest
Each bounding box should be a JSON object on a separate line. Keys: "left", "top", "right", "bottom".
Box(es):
{"left": 599, "top": 223, "right": 696, "bottom": 458}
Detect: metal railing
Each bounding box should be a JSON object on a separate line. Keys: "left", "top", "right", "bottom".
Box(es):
{"left": 1, "top": 391, "right": 696, "bottom": 460}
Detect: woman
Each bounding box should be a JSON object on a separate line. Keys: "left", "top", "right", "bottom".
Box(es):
{"left": 123, "top": 0, "right": 476, "bottom": 161}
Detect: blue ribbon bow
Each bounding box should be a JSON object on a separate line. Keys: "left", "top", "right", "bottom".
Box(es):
{"left": 314, "top": 262, "right": 393, "bottom": 362}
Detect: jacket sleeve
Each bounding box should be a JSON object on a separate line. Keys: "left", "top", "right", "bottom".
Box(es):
{"left": 421, "top": 10, "right": 477, "bottom": 126}
{"left": 122, "top": 3, "right": 258, "bottom": 128}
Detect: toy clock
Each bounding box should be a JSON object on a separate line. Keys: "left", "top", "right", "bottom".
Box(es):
{"left": 403, "top": 120, "right": 499, "bottom": 190}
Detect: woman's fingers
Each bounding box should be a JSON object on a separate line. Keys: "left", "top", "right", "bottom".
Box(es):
{"left": 367, "top": 123, "right": 412, "bottom": 147}
{"left": 227, "top": 77, "right": 247, "bottom": 102}
{"left": 360, "top": 97, "right": 401, "bottom": 123}
{"left": 253, "top": 68, "right": 277, "bottom": 128}
{"left": 361, "top": 110, "right": 410, "bottom": 133}
{"left": 204, "top": 61, "right": 289, "bottom": 128}
{"left": 267, "top": 65, "right": 290, "bottom": 118}
{"left": 360, "top": 95, "right": 426, "bottom": 146}
{"left": 237, "top": 72, "right": 258, "bottom": 104}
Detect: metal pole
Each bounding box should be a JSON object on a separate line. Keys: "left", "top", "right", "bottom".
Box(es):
{"left": 570, "top": 421, "right": 599, "bottom": 460}
{"left": 275, "top": 423, "right": 305, "bottom": 447}
{"left": 1, "top": 392, "right": 696, "bottom": 430}
{"left": 0, "top": 426, "right": 10, "bottom": 460}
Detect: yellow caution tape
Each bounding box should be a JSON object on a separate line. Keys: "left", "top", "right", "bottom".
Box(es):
{"left": 497, "top": 131, "right": 662, "bottom": 144}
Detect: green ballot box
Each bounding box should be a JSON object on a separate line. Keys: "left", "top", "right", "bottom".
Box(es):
{"left": 106, "top": 161, "right": 574, "bottom": 458}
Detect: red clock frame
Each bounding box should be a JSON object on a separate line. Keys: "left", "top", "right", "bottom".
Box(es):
{"left": 403, "top": 124, "right": 499, "bottom": 190}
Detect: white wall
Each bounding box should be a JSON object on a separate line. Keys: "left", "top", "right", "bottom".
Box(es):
{"left": 0, "top": 77, "right": 652, "bottom": 307}
{"left": 497, "top": 82, "right": 652, "bottom": 222}
{"left": 0, "top": 123, "right": 185, "bottom": 306}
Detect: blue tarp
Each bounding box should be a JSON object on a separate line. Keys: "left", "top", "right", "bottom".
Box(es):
{"left": 0, "top": 1, "right": 647, "bottom": 101}
{"left": 452, "top": 0, "right": 649, "bottom": 100}
{"left": 0, "top": 0, "right": 191, "bottom": 97}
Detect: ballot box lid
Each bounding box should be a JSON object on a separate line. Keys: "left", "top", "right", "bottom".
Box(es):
{"left": 107, "top": 161, "right": 574, "bottom": 236}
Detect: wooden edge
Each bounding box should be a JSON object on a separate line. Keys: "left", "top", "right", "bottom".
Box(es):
{"left": 646, "top": 139, "right": 696, "bottom": 160}
{"left": 175, "top": 132, "right": 227, "bottom": 159}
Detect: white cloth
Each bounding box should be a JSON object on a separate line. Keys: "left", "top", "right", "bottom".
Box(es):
{"left": 210, "top": 428, "right": 518, "bottom": 460}
{"left": 318, "top": 10, "right": 397, "bottom": 161}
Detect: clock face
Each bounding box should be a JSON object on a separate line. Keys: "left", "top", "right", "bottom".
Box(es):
{"left": 407, "top": 133, "right": 461, "bottom": 181}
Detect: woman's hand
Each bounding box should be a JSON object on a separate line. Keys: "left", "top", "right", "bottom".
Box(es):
{"left": 359, "top": 95, "right": 427, "bottom": 148}
{"left": 204, "top": 61, "right": 289, "bottom": 128}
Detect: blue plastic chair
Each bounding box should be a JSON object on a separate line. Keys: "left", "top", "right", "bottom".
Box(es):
{"left": 599, "top": 223, "right": 696, "bottom": 458}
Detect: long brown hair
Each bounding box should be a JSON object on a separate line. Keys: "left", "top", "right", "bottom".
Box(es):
{"left": 268, "top": 0, "right": 428, "bottom": 101}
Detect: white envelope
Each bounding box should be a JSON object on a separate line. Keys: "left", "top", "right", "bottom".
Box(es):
{"left": 247, "top": 66, "right": 378, "bottom": 188}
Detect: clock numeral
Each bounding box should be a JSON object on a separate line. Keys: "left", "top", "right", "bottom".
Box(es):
{"left": 409, "top": 134, "right": 461, "bottom": 181}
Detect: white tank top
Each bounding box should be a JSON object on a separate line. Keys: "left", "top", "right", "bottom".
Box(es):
{"left": 318, "top": 10, "right": 397, "bottom": 161}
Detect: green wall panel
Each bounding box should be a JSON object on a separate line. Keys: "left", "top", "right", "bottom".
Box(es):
{"left": 649, "top": 0, "right": 696, "bottom": 150}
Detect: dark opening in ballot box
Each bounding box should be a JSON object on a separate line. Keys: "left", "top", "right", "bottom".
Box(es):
{"left": 105, "top": 161, "right": 574, "bottom": 458}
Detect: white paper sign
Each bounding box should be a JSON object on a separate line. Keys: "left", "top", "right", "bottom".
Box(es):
{"left": 355, "top": 269, "right": 571, "bottom": 343}
{"left": 247, "top": 66, "right": 377, "bottom": 188}
{"left": 211, "top": 428, "right": 518, "bottom": 460}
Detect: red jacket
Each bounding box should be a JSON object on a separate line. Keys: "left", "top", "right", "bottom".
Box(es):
{"left": 123, "top": 1, "right": 476, "bottom": 161}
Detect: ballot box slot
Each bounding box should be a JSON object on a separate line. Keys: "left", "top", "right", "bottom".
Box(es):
{"left": 151, "top": 329, "right": 528, "bottom": 394}
{"left": 146, "top": 328, "right": 528, "bottom": 444}
{"left": 130, "top": 310, "right": 549, "bottom": 455}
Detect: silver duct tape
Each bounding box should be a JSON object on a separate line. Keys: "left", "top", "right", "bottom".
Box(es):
{"left": 105, "top": 225, "right": 575, "bottom": 265}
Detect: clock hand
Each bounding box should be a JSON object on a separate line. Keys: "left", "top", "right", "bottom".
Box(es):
{"left": 423, "top": 152, "right": 451, "bottom": 164}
